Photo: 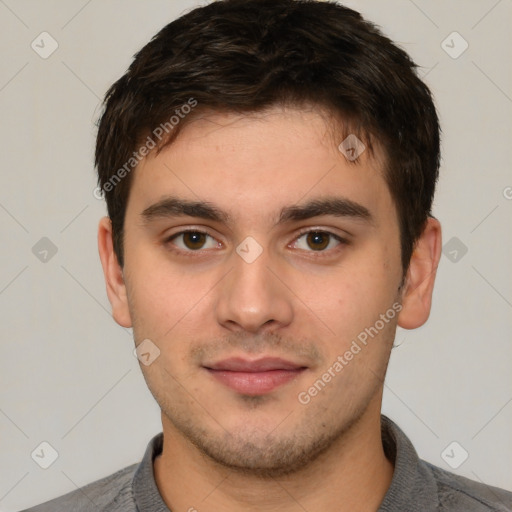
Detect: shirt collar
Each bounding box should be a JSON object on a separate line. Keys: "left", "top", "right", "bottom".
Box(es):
{"left": 132, "top": 431, "right": 169, "bottom": 511}
{"left": 378, "top": 415, "right": 439, "bottom": 511}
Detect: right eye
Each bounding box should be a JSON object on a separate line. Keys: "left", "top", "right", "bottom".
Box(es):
{"left": 165, "top": 230, "right": 221, "bottom": 252}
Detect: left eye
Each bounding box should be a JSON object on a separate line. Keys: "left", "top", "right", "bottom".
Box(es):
{"left": 292, "top": 231, "right": 342, "bottom": 251}
{"left": 169, "top": 231, "right": 220, "bottom": 251}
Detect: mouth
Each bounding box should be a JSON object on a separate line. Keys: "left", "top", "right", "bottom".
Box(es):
{"left": 203, "top": 357, "right": 308, "bottom": 395}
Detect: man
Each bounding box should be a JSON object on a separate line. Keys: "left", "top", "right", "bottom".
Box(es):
{"left": 22, "top": 0, "right": 512, "bottom": 510}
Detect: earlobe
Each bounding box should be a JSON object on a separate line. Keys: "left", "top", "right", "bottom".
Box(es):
{"left": 97, "top": 216, "right": 133, "bottom": 328}
{"left": 397, "top": 217, "right": 442, "bottom": 330}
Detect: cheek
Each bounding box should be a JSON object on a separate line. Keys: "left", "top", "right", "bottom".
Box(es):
{"left": 125, "top": 248, "right": 221, "bottom": 348}
{"left": 319, "top": 252, "right": 400, "bottom": 345}
{"left": 125, "top": 252, "right": 188, "bottom": 339}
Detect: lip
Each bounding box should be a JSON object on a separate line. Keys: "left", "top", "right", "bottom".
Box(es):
{"left": 204, "top": 357, "right": 305, "bottom": 372}
{"left": 203, "top": 357, "right": 307, "bottom": 395}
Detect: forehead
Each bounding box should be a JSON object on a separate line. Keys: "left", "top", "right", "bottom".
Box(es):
{"left": 161, "top": 106, "right": 373, "bottom": 160}
{"left": 127, "top": 107, "right": 393, "bottom": 226}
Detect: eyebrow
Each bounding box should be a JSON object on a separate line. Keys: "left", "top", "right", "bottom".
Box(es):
{"left": 277, "top": 197, "right": 372, "bottom": 225}
{"left": 140, "top": 196, "right": 373, "bottom": 226}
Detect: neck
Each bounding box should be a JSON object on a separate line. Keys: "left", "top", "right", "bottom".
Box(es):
{"left": 153, "top": 400, "right": 394, "bottom": 512}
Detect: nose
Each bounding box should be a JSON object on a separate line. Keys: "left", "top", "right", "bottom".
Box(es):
{"left": 215, "top": 246, "right": 294, "bottom": 334}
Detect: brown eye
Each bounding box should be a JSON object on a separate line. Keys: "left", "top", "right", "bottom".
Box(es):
{"left": 168, "top": 231, "right": 219, "bottom": 252}
{"left": 292, "top": 230, "right": 344, "bottom": 253}
{"left": 306, "top": 232, "right": 331, "bottom": 251}
{"left": 182, "top": 232, "right": 207, "bottom": 250}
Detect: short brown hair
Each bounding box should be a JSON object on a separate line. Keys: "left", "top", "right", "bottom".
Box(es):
{"left": 95, "top": 0, "right": 440, "bottom": 273}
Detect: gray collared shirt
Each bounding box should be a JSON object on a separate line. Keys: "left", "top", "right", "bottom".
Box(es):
{"left": 20, "top": 415, "right": 512, "bottom": 511}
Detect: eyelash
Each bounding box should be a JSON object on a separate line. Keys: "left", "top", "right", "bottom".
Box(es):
{"left": 164, "top": 228, "right": 349, "bottom": 257}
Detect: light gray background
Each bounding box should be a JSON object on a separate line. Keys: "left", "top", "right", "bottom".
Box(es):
{"left": 1, "top": 1, "right": 511, "bottom": 510}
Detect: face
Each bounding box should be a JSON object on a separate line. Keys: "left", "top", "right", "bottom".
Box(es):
{"left": 100, "top": 107, "right": 422, "bottom": 477}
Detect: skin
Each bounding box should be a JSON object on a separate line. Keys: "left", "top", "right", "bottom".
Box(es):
{"left": 98, "top": 106, "right": 442, "bottom": 512}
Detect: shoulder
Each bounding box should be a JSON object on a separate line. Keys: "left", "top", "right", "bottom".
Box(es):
{"left": 380, "top": 416, "right": 511, "bottom": 511}
{"left": 18, "top": 463, "right": 139, "bottom": 512}
{"left": 424, "top": 461, "right": 512, "bottom": 511}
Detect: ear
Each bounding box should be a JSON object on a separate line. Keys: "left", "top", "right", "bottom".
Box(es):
{"left": 97, "top": 216, "right": 132, "bottom": 328}
{"left": 397, "top": 217, "right": 442, "bottom": 329}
